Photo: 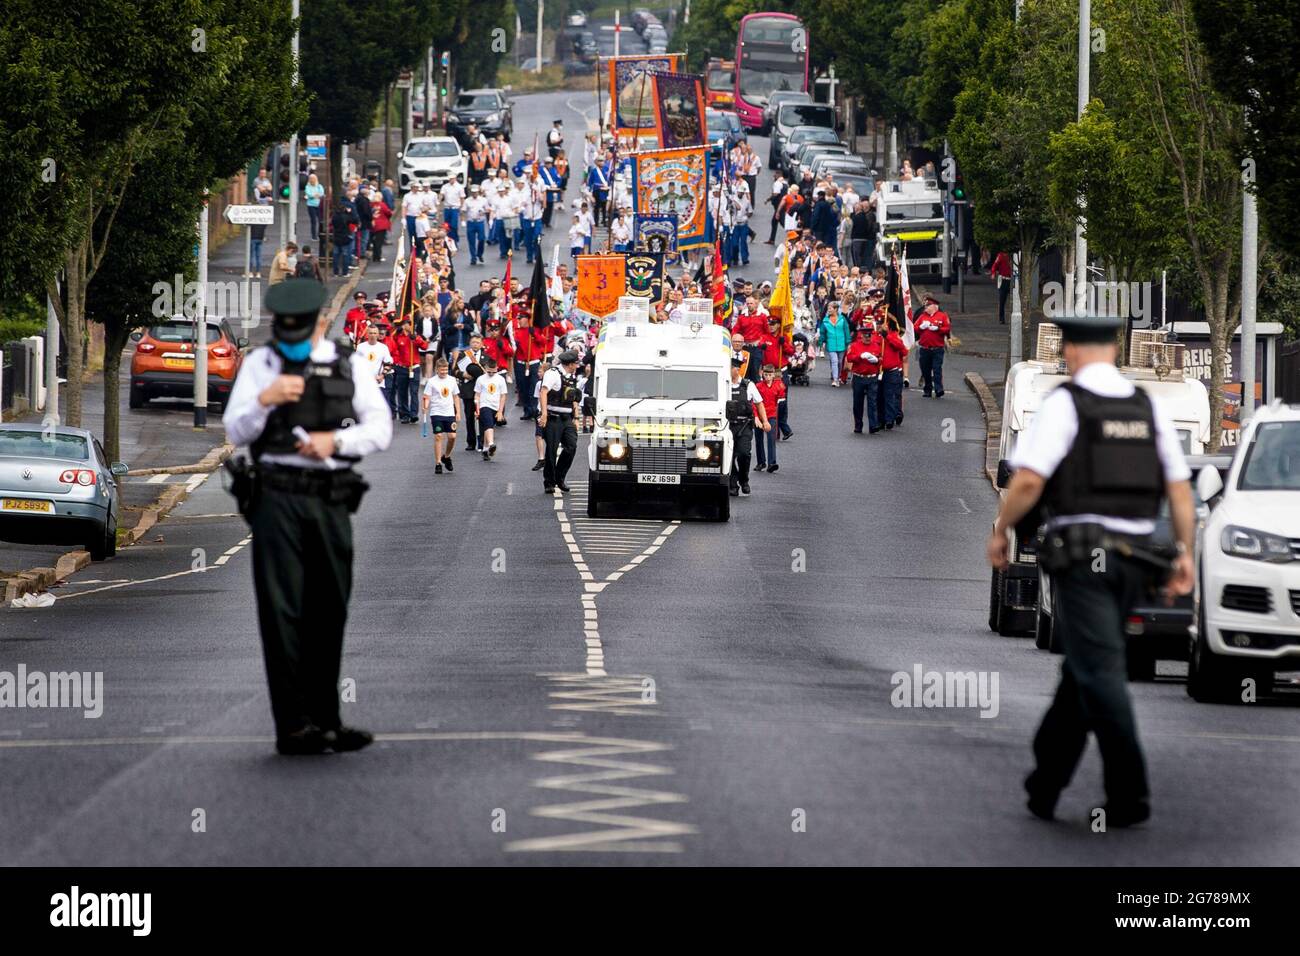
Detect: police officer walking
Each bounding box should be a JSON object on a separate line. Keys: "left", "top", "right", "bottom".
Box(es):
{"left": 223, "top": 279, "right": 393, "bottom": 756}
{"left": 726, "top": 356, "right": 769, "bottom": 497}
{"left": 538, "top": 349, "right": 581, "bottom": 493}
{"left": 986, "top": 313, "right": 1195, "bottom": 826}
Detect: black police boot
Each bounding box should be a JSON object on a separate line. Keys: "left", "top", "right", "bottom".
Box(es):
{"left": 276, "top": 725, "right": 330, "bottom": 756}
{"left": 1102, "top": 801, "right": 1151, "bottom": 828}
{"left": 557, "top": 482, "right": 571, "bottom": 492}
{"left": 1025, "top": 777, "right": 1059, "bottom": 821}
{"left": 326, "top": 726, "right": 375, "bottom": 753}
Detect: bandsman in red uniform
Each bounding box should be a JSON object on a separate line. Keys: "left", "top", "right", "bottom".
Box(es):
{"left": 384, "top": 316, "right": 429, "bottom": 424}
{"left": 846, "top": 323, "right": 885, "bottom": 434}
{"left": 916, "top": 293, "right": 952, "bottom": 398}
{"left": 878, "top": 312, "right": 908, "bottom": 430}
{"left": 343, "top": 291, "right": 370, "bottom": 345}
{"left": 509, "top": 310, "right": 544, "bottom": 420}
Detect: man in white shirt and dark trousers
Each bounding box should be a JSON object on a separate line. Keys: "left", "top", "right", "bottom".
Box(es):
{"left": 222, "top": 280, "right": 393, "bottom": 756}
{"left": 538, "top": 350, "right": 581, "bottom": 493}
{"left": 987, "top": 313, "right": 1195, "bottom": 827}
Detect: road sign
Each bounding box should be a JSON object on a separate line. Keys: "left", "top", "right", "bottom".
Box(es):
{"left": 223, "top": 204, "right": 275, "bottom": 226}
{"left": 306, "top": 134, "right": 327, "bottom": 159}
{"left": 396, "top": 70, "right": 412, "bottom": 90}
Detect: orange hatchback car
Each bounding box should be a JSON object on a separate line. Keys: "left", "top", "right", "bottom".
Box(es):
{"left": 129, "top": 316, "right": 246, "bottom": 412}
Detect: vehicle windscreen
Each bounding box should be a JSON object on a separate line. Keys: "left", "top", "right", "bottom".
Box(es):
{"left": 884, "top": 202, "right": 943, "bottom": 221}
{"left": 1238, "top": 420, "right": 1300, "bottom": 490}
{"left": 455, "top": 94, "right": 499, "bottom": 111}
{"left": 148, "top": 322, "right": 221, "bottom": 344}
{"left": 604, "top": 368, "right": 719, "bottom": 401}
{"left": 792, "top": 128, "right": 839, "bottom": 146}
{"left": 0, "top": 432, "right": 89, "bottom": 461}
{"left": 406, "top": 140, "right": 461, "bottom": 158}
{"left": 707, "top": 69, "right": 732, "bottom": 91}
{"left": 779, "top": 104, "right": 834, "bottom": 129}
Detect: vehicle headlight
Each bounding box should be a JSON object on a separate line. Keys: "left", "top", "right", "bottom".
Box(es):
{"left": 446, "top": 113, "right": 460, "bottom": 123}
{"left": 694, "top": 443, "right": 713, "bottom": 461}
{"left": 486, "top": 112, "right": 501, "bottom": 124}
{"left": 597, "top": 438, "right": 627, "bottom": 464}
{"left": 1221, "top": 525, "right": 1294, "bottom": 562}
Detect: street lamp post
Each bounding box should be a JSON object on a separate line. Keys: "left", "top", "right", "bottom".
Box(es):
{"left": 287, "top": 0, "right": 300, "bottom": 246}
{"left": 1074, "top": 0, "right": 1090, "bottom": 316}
{"left": 194, "top": 190, "right": 209, "bottom": 429}
{"left": 1241, "top": 159, "right": 1258, "bottom": 419}
{"left": 536, "top": 0, "right": 544, "bottom": 73}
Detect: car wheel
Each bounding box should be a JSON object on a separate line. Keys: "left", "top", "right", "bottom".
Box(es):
{"left": 129, "top": 384, "right": 145, "bottom": 409}
{"left": 88, "top": 516, "right": 116, "bottom": 561}
{"left": 1187, "top": 610, "right": 1246, "bottom": 703}
{"left": 586, "top": 475, "right": 598, "bottom": 518}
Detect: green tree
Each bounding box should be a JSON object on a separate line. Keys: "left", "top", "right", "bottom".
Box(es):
{"left": 1191, "top": 0, "right": 1300, "bottom": 260}
{"left": 0, "top": 0, "right": 227, "bottom": 427}
{"left": 1073, "top": 0, "right": 1246, "bottom": 449}
{"left": 947, "top": 0, "right": 1079, "bottom": 358}
{"left": 300, "top": 0, "right": 439, "bottom": 197}
{"left": 83, "top": 0, "right": 306, "bottom": 463}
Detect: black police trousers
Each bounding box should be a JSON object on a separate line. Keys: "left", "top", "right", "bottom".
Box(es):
{"left": 1027, "top": 553, "right": 1150, "bottom": 808}
{"left": 250, "top": 485, "right": 353, "bottom": 737}
{"left": 729, "top": 420, "right": 753, "bottom": 489}
{"left": 543, "top": 413, "right": 577, "bottom": 487}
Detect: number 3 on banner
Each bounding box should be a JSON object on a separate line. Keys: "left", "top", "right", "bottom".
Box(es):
{"left": 596, "top": 274, "right": 607, "bottom": 290}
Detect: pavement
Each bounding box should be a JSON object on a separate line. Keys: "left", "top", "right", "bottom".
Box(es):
{"left": 2, "top": 91, "right": 1298, "bottom": 866}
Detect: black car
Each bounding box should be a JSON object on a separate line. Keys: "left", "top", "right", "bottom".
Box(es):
{"left": 445, "top": 89, "right": 513, "bottom": 145}
{"left": 1034, "top": 454, "right": 1234, "bottom": 680}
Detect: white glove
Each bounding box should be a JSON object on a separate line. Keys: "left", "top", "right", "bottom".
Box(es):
{"left": 866, "top": 354, "right": 880, "bottom": 364}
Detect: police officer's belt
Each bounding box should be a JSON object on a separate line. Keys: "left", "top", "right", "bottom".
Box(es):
{"left": 261, "top": 465, "right": 361, "bottom": 498}
{"left": 1039, "top": 522, "right": 1171, "bottom": 575}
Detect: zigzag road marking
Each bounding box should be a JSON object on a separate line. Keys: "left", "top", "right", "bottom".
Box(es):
{"left": 542, "top": 673, "right": 659, "bottom": 716}
{"left": 506, "top": 735, "right": 697, "bottom": 853}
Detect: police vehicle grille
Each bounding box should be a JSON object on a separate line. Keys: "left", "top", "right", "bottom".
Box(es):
{"left": 631, "top": 445, "right": 687, "bottom": 474}
{"left": 1291, "top": 538, "right": 1300, "bottom": 561}
{"left": 1221, "top": 584, "right": 1271, "bottom": 615}
{"left": 1290, "top": 590, "right": 1300, "bottom": 618}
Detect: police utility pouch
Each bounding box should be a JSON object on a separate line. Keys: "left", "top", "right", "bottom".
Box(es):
{"left": 222, "top": 457, "right": 260, "bottom": 522}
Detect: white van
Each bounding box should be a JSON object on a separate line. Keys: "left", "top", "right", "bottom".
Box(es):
{"left": 587, "top": 315, "right": 734, "bottom": 521}
{"left": 988, "top": 358, "right": 1211, "bottom": 637}
{"left": 874, "top": 178, "right": 944, "bottom": 273}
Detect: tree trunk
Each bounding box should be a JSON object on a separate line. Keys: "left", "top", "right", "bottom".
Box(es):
{"left": 1202, "top": 256, "right": 1235, "bottom": 453}
{"left": 60, "top": 246, "right": 87, "bottom": 427}
{"left": 101, "top": 323, "right": 131, "bottom": 466}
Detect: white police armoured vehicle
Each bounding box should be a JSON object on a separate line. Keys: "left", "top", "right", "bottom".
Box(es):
{"left": 587, "top": 298, "right": 734, "bottom": 520}
{"left": 989, "top": 334, "right": 1211, "bottom": 639}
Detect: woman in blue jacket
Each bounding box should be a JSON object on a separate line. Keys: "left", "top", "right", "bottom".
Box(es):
{"left": 818, "top": 295, "right": 854, "bottom": 386}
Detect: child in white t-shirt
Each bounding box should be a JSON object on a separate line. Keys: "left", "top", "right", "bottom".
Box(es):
{"left": 474, "top": 356, "right": 508, "bottom": 461}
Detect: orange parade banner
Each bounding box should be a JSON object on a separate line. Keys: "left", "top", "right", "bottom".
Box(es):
{"left": 608, "top": 54, "right": 682, "bottom": 140}
{"left": 576, "top": 254, "right": 627, "bottom": 317}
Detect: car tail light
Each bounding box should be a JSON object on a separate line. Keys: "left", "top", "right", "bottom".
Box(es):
{"left": 211, "top": 344, "right": 232, "bottom": 358}
{"left": 59, "top": 469, "right": 96, "bottom": 487}
{"left": 137, "top": 341, "right": 157, "bottom": 353}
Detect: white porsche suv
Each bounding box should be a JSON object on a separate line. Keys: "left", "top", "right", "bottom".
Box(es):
{"left": 1189, "top": 401, "right": 1300, "bottom": 702}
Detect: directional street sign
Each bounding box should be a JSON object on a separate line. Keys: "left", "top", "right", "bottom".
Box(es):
{"left": 223, "top": 204, "right": 275, "bottom": 226}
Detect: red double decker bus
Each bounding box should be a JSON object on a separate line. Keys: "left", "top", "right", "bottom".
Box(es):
{"left": 733, "top": 12, "right": 809, "bottom": 131}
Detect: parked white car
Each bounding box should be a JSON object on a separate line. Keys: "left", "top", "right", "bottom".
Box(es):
{"left": 1189, "top": 401, "right": 1300, "bottom": 702}
{"left": 398, "top": 136, "right": 468, "bottom": 192}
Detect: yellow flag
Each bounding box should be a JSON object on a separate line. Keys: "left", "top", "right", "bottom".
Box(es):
{"left": 769, "top": 249, "right": 795, "bottom": 341}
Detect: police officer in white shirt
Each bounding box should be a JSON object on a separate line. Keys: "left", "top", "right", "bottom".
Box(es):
{"left": 222, "top": 280, "right": 392, "bottom": 756}
{"left": 988, "top": 312, "right": 1195, "bottom": 828}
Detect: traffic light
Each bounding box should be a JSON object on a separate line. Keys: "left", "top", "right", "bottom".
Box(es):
{"left": 952, "top": 174, "right": 966, "bottom": 202}
{"left": 277, "top": 145, "right": 291, "bottom": 201}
